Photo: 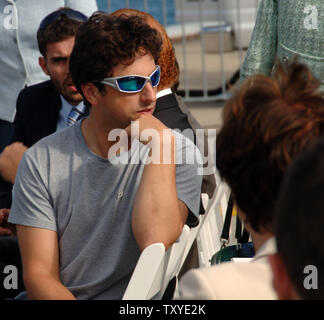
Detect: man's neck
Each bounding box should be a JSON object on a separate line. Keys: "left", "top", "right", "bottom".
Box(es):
{"left": 81, "top": 115, "right": 129, "bottom": 159}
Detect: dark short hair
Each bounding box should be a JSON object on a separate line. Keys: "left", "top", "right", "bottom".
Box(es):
{"left": 274, "top": 138, "right": 324, "bottom": 299}
{"left": 69, "top": 12, "right": 162, "bottom": 107}
{"left": 37, "top": 7, "right": 85, "bottom": 57}
{"left": 216, "top": 61, "right": 324, "bottom": 232}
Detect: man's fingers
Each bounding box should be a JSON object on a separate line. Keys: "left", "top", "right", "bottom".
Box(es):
{"left": 0, "top": 227, "right": 14, "bottom": 237}
{"left": 0, "top": 208, "right": 10, "bottom": 223}
{"left": 0, "top": 215, "right": 7, "bottom": 225}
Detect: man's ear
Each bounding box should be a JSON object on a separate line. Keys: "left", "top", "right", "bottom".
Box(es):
{"left": 269, "top": 253, "right": 299, "bottom": 300}
{"left": 39, "top": 56, "right": 49, "bottom": 76}
{"left": 81, "top": 83, "right": 99, "bottom": 106}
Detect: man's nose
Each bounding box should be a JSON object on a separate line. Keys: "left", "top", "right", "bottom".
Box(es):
{"left": 140, "top": 82, "right": 157, "bottom": 104}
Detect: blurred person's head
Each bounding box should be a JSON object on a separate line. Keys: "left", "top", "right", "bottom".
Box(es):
{"left": 216, "top": 61, "right": 324, "bottom": 244}
{"left": 110, "top": 8, "right": 178, "bottom": 92}
{"left": 37, "top": 7, "right": 88, "bottom": 105}
{"left": 270, "top": 138, "right": 324, "bottom": 299}
{"left": 69, "top": 12, "right": 162, "bottom": 126}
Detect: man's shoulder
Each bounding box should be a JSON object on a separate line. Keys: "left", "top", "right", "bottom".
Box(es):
{"left": 174, "top": 94, "right": 202, "bottom": 130}
{"left": 26, "top": 125, "right": 75, "bottom": 156}
{"left": 172, "top": 129, "right": 201, "bottom": 161}
{"left": 16, "top": 80, "right": 61, "bottom": 119}
{"left": 197, "top": 260, "right": 272, "bottom": 278}
{"left": 18, "top": 80, "right": 58, "bottom": 100}
{"left": 178, "top": 261, "right": 276, "bottom": 299}
{"left": 172, "top": 129, "right": 196, "bottom": 147}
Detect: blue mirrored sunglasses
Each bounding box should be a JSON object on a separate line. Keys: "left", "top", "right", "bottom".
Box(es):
{"left": 39, "top": 9, "right": 88, "bottom": 30}
{"left": 100, "top": 66, "right": 161, "bottom": 93}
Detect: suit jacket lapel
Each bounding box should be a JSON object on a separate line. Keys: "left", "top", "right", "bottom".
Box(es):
{"left": 46, "top": 82, "right": 62, "bottom": 134}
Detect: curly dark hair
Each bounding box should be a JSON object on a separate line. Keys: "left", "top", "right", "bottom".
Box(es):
{"left": 110, "top": 8, "right": 178, "bottom": 91}
{"left": 216, "top": 60, "right": 324, "bottom": 233}
{"left": 69, "top": 12, "right": 162, "bottom": 106}
{"left": 37, "top": 7, "right": 85, "bottom": 57}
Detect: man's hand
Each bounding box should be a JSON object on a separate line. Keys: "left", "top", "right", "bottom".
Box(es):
{"left": 126, "top": 115, "right": 175, "bottom": 164}
{"left": 0, "top": 208, "right": 15, "bottom": 236}
{"left": 0, "top": 142, "right": 28, "bottom": 184}
{"left": 126, "top": 114, "right": 169, "bottom": 140}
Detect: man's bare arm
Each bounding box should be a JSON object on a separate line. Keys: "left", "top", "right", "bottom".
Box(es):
{"left": 130, "top": 115, "right": 188, "bottom": 251}
{"left": 0, "top": 142, "right": 28, "bottom": 184}
{"left": 17, "top": 225, "right": 76, "bottom": 300}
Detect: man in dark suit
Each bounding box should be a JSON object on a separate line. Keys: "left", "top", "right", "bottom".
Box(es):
{"left": 0, "top": 8, "right": 89, "bottom": 299}
{"left": 13, "top": 80, "right": 69, "bottom": 148}
{"left": 0, "top": 8, "right": 88, "bottom": 209}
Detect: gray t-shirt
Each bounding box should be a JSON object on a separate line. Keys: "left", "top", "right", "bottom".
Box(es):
{"left": 9, "top": 120, "right": 202, "bottom": 300}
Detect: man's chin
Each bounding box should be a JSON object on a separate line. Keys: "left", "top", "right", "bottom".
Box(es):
{"left": 62, "top": 92, "right": 83, "bottom": 105}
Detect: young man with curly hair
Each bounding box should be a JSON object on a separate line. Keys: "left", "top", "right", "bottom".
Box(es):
{"left": 8, "top": 12, "right": 202, "bottom": 300}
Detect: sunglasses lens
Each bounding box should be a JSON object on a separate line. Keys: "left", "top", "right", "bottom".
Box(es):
{"left": 118, "top": 77, "right": 145, "bottom": 92}
{"left": 150, "top": 67, "right": 160, "bottom": 87}
{"left": 103, "top": 66, "right": 160, "bottom": 93}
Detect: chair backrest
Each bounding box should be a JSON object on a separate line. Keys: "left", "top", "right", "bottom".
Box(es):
{"left": 122, "top": 242, "right": 166, "bottom": 300}
{"left": 196, "top": 180, "right": 230, "bottom": 267}
{"left": 178, "top": 193, "right": 209, "bottom": 269}
{"left": 161, "top": 224, "right": 190, "bottom": 294}
{"left": 122, "top": 224, "right": 191, "bottom": 300}
{"left": 178, "top": 176, "right": 229, "bottom": 269}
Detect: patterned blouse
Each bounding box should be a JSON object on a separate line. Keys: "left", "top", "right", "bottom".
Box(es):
{"left": 241, "top": 0, "right": 324, "bottom": 90}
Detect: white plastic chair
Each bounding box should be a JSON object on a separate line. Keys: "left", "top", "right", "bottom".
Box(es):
{"left": 178, "top": 193, "right": 209, "bottom": 269}
{"left": 122, "top": 224, "right": 191, "bottom": 300}
{"left": 161, "top": 224, "right": 190, "bottom": 294}
{"left": 196, "top": 181, "right": 230, "bottom": 267}
{"left": 122, "top": 242, "right": 166, "bottom": 300}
